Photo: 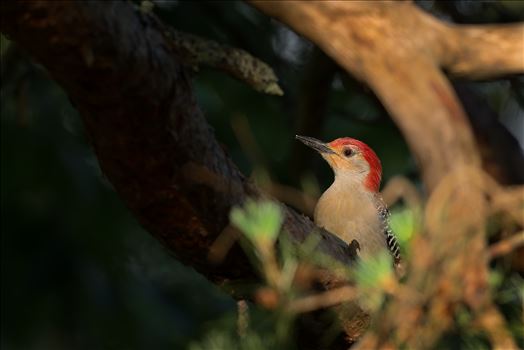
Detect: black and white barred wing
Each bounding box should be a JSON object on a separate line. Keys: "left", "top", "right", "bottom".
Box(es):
{"left": 375, "top": 196, "right": 402, "bottom": 265}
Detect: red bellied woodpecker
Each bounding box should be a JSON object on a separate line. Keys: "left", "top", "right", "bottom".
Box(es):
{"left": 296, "top": 135, "right": 401, "bottom": 267}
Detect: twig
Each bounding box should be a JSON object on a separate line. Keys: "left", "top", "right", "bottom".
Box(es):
{"left": 488, "top": 231, "right": 524, "bottom": 260}
{"left": 475, "top": 303, "right": 519, "bottom": 350}
{"left": 231, "top": 113, "right": 268, "bottom": 169}
{"left": 286, "top": 285, "right": 357, "bottom": 314}
{"left": 237, "top": 300, "right": 249, "bottom": 337}
{"left": 207, "top": 225, "right": 240, "bottom": 264}
{"left": 490, "top": 186, "right": 524, "bottom": 227}
{"left": 381, "top": 176, "right": 423, "bottom": 210}
{"left": 165, "top": 28, "right": 283, "bottom": 96}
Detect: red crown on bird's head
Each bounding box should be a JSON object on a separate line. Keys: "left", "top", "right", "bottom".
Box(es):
{"left": 329, "top": 137, "right": 382, "bottom": 192}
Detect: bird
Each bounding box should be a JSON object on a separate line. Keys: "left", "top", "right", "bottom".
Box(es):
{"left": 296, "top": 135, "right": 401, "bottom": 266}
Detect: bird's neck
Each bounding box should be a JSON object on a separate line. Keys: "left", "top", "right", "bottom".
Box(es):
{"left": 328, "top": 173, "right": 377, "bottom": 202}
{"left": 315, "top": 175, "right": 378, "bottom": 226}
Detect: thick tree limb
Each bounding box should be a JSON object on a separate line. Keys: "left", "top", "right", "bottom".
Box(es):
{"left": 249, "top": 1, "right": 523, "bottom": 190}
{"left": 248, "top": 1, "right": 522, "bottom": 348}
{"left": 443, "top": 24, "right": 524, "bottom": 79}
{"left": 0, "top": 1, "right": 355, "bottom": 288}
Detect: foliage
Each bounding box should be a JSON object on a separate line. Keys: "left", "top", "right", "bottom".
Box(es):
{"left": 230, "top": 200, "right": 283, "bottom": 247}
{"left": 190, "top": 200, "right": 408, "bottom": 349}
{"left": 388, "top": 207, "right": 420, "bottom": 256}
{"left": 354, "top": 252, "right": 393, "bottom": 312}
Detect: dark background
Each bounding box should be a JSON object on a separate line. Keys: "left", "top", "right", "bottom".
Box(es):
{"left": 1, "top": 1, "right": 523, "bottom": 349}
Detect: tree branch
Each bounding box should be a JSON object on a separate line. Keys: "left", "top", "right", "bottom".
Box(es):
{"left": 249, "top": 1, "right": 523, "bottom": 190}
{"left": 166, "top": 28, "right": 283, "bottom": 95}
{"left": 443, "top": 23, "right": 524, "bottom": 79}
{"left": 0, "top": 1, "right": 355, "bottom": 287}
{"left": 488, "top": 231, "right": 524, "bottom": 260}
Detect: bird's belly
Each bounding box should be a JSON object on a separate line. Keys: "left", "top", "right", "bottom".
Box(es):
{"left": 314, "top": 185, "right": 388, "bottom": 260}
{"left": 319, "top": 218, "right": 386, "bottom": 259}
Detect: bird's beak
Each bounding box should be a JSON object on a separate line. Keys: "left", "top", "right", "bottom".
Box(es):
{"left": 295, "top": 135, "right": 336, "bottom": 154}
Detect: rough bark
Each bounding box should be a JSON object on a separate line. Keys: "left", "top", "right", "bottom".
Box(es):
{"left": 0, "top": 1, "right": 355, "bottom": 288}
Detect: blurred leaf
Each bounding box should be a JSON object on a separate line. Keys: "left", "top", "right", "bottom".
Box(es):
{"left": 355, "top": 252, "right": 393, "bottom": 289}
{"left": 389, "top": 207, "right": 418, "bottom": 247}
{"left": 354, "top": 252, "right": 393, "bottom": 311}
{"left": 230, "top": 199, "right": 283, "bottom": 246}
{"left": 1, "top": 34, "right": 10, "bottom": 57}
{"left": 488, "top": 270, "right": 504, "bottom": 289}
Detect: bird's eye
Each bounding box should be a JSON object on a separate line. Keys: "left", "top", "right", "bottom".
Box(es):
{"left": 343, "top": 148, "right": 353, "bottom": 157}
